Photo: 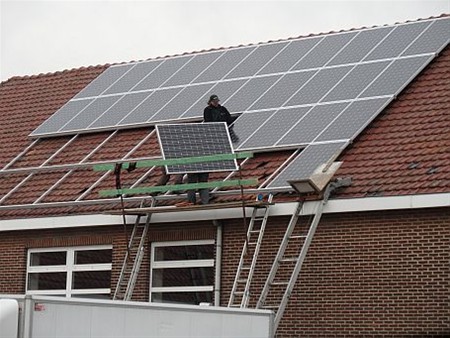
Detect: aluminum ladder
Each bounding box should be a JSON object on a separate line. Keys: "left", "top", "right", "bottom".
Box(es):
{"left": 256, "top": 178, "right": 350, "bottom": 330}
{"left": 113, "top": 198, "right": 156, "bottom": 301}
{"left": 228, "top": 194, "right": 273, "bottom": 308}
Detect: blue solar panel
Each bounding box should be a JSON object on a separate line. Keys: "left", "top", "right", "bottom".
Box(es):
{"left": 157, "top": 123, "right": 238, "bottom": 174}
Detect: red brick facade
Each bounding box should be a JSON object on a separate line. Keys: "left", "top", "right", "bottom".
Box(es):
{"left": 1, "top": 207, "right": 448, "bottom": 336}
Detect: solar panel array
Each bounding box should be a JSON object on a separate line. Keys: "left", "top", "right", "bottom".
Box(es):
{"left": 156, "top": 123, "right": 237, "bottom": 174}
{"left": 30, "top": 17, "right": 450, "bottom": 190}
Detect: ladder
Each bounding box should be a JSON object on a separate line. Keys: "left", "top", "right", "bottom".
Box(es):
{"left": 256, "top": 178, "right": 350, "bottom": 330}
{"left": 228, "top": 194, "right": 273, "bottom": 308}
{"left": 113, "top": 198, "right": 156, "bottom": 301}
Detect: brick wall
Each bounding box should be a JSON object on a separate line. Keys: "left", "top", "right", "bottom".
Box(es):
{"left": 221, "top": 207, "right": 450, "bottom": 337}
{"left": 0, "top": 207, "right": 448, "bottom": 336}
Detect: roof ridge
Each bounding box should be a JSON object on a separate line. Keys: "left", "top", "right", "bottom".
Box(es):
{"left": 2, "top": 13, "right": 448, "bottom": 84}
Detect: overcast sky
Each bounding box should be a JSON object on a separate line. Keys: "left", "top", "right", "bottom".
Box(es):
{"left": 1, "top": 0, "right": 449, "bottom": 82}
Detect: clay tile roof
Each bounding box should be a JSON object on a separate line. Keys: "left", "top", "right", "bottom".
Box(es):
{"left": 0, "top": 16, "right": 449, "bottom": 219}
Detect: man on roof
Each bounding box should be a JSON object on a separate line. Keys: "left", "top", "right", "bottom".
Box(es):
{"left": 178, "top": 95, "right": 238, "bottom": 207}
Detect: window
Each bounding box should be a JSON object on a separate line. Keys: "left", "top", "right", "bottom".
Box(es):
{"left": 26, "top": 246, "right": 112, "bottom": 298}
{"left": 150, "top": 240, "right": 215, "bottom": 305}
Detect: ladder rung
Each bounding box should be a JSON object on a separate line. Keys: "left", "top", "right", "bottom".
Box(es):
{"left": 289, "top": 235, "right": 307, "bottom": 239}
{"left": 229, "top": 304, "right": 241, "bottom": 308}
{"left": 262, "top": 305, "right": 279, "bottom": 309}
{"left": 270, "top": 281, "right": 289, "bottom": 286}
{"left": 247, "top": 242, "right": 257, "bottom": 246}
{"left": 279, "top": 257, "right": 298, "bottom": 262}
{"left": 241, "top": 266, "right": 250, "bottom": 270}
{"left": 249, "top": 230, "right": 261, "bottom": 233}
{"left": 233, "top": 291, "right": 244, "bottom": 295}
{"left": 237, "top": 279, "right": 247, "bottom": 283}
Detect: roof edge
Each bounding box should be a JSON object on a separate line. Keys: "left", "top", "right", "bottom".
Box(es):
{"left": 0, "top": 192, "right": 448, "bottom": 232}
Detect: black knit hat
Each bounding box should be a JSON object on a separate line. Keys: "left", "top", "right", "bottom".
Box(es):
{"left": 209, "top": 95, "right": 219, "bottom": 101}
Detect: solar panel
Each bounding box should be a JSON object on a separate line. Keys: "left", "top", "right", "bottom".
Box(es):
{"left": 89, "top": 91, "right": 151, "bottom": 128}
{"left": 257, "top": 37, "right": 323, "bottom": 75}
{"left": 102, "top": 60, "right": 163, "bottom": 95}
{"left": 267, "top": 141, "right": 347, "bottom": 188}
{"left": 231, "top": 110, "right": 277, "bottom": 148}
{"left": 402, "top": 17, "right": 450, "bottom": 56}
{"left": 120, "top": 87, "right": 182, "bottom": 125}
{"left": 327, "top": 26, "right": 394, "bottom": 66}
{"left": 60, "top": 96, "right": 121, "bottom": 132}
{"left": 249, "top": 70, "right": 318, "bottom": 111}
{"left": 30, "top": 99, "right": 93, "bottom": 136}
{"left": 73, "top": 65, "right": 133, "bottom": 99}
{"left": 225, "top": 42, "right": 288, "bottom": 79}
{"left": 238, "top": 107, "right": 310, "bottom": 150}
{"left": 156, "top": 123, "right": 238, "bottom": 174}
{"left": 163, "top": 51, "right": 224, "bottom": 87}
{"left": 361, "top": 55, "right": 433, "bottom": 98}
{"left": 363, "top": 21, "right": 430, "bottom": 61}
{"left": 133, "top": 55, "right": 193, "bottom": 91}
{"left": 224, "top": 74, "right": 282, "bottom": 113}
{"left": 277, "top": 102, "right": 349, "bottom": 146}
{"left": 322, "top": 61, "right": 390, "bottom": 102}
{"left": 31, "top": 16, "right": 448, "bottom": 142}
{"left": 193, "top": 47, "right": 256, "bottom": 83}
{"left": 291, "top": 32, "right": 357, "bottom": 70}
{"left": 180, "top": 79, "right": 248, "bottom": 119}
{"left": 150, "top": 83, "right": 214, "bottom": 122}
{"left": 285, "top": 65, "right": 353, "bottom": 106}
{"left": 316, "top": 97, "right": 392, "bottom": 142}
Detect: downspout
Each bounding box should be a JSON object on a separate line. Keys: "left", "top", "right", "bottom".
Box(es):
{"left": 214, "top": 220, "right": 222, "bottom": 306}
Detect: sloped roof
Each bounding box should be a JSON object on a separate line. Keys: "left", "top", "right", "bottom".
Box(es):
{"left": 0, "top": 19, "right": 449, "bottom": 220}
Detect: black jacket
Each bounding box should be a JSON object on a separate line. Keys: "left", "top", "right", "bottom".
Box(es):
{"left": 203, "top": 105, "right": 234, "bottom": 125}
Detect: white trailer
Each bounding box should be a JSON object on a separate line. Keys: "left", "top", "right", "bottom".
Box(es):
{"left": 0, "top": 295, "right": 274, "bottom": 338}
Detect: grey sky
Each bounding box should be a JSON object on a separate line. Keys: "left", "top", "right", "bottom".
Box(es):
{"left": 1, "top": 0, "right": 449, "bottom": 82}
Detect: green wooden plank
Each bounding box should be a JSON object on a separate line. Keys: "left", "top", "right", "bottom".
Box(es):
{"left": 93, "top": 152, "right": 253, "bottom": 172}
{"left": 99, "top": 178, "right": 258, "bottom": 197}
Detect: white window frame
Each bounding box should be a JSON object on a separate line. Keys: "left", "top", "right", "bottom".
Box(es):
{"left": 26, "top": 245, "right": 112, "bottom": 298}
{"left": 150, "top": 239, "right": 215, "bottom": 302}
